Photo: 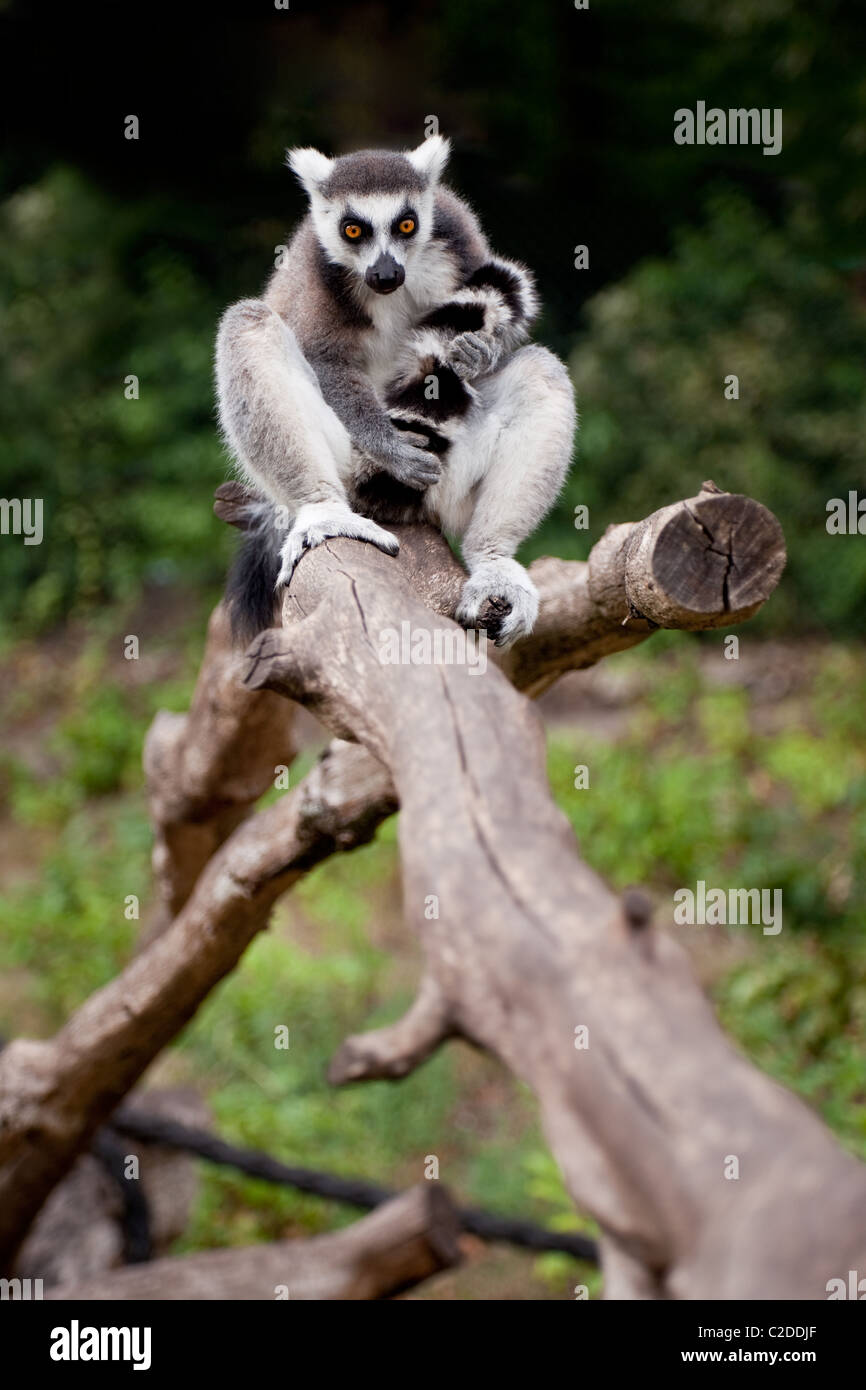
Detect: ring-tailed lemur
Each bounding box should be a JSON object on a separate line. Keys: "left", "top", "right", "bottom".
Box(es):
{"left": 216, "top": 135, "right": 575, "bottom": 647}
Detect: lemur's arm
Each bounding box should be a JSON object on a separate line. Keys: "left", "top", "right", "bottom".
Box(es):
{"left": 309, "top": 353, "right": 442, "bottom": 489}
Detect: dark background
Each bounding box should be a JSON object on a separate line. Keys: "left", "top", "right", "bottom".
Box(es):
{"left": 4, "top": 0, "right": 865, "bottom": 327}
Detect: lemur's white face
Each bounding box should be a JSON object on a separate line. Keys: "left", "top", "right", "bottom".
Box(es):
{"left": 308, "top": 188, "right": 437, "bottom": 293}
{"left": 287, "top": 137, "right": 449, "bottom": 298}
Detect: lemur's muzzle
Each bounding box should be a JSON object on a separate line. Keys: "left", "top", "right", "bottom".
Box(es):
{"left": 365, "top": 253, "right": 405, "bottom": 295}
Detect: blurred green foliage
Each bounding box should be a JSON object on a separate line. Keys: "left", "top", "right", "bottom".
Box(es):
{"left": 547, "top": 637, "right": 866, "bottom": 1161}
{"left": 536, "top": 193, "right": 866, "bottom": 633}
{"left": 548, "top": 640, "right": 866, "bottom": 927}
{"left": 0, "top": 169, "right": 229, "bottom": 638}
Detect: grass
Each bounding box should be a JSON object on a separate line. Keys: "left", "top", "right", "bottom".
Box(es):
{"left": 0, "top": 603, "right": 863, "bottom": 1298}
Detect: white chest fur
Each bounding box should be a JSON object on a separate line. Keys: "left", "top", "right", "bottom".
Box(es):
{"left": 360, "top": 242, "right": 461, "bottom": 396}
{"left": 362, "top": 294, "right": 417, "bottom": 395}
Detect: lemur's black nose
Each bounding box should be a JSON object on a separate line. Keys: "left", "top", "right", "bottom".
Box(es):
{"left": 365, "top": 253, "right": 405, "bottom": 294}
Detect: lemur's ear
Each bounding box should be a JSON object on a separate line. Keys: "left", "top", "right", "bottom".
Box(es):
{"left": 406, "top": 134, "right": 450, "bottom": 185}
{"left": 286, "top": 147, "right": 334, "bottom": 198}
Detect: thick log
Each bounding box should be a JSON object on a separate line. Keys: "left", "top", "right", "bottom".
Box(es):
{"left": 215, "top": 479, "right": 787, "bottom": 697}
{"left": 508, "top": 479, "right": 786, "bottom": 694}
{"left": 47, "top": 1184, "right": 460, "bottom": 1301}
{"left": 233, "top": 505, "right": 863, "bottom": 1300}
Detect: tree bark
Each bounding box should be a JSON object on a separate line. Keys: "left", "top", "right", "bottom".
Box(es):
{"left": 4, "top": 483, "right": 855, "bottom": 1303}
{"left": 14, "top": 1089, "right": 209, "bottom": 1287}
{"left": 0, "top": 742, "right": 396, "bottom": 1269}
{"left": 47, "top": 1185, "right": 460, "bottom": 1301}
{"left": 230, "top": 492, "right": 863, "bottom": 1299}
{"left": 143, "top": 602, "right": 299, "bottom": 935}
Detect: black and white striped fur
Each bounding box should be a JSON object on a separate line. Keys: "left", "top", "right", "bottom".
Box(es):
{"left": 385, "top": 260, "right": 538, "bottom": 454}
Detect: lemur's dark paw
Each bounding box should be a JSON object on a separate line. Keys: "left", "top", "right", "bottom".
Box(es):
{"left": 476, "top": 596, "right": 512, "bottom": 644}
{"left": 456, "top": 559, "right": 539, "bottom": 649}
{"left": 385, "top": 439, "right": 443, "bottom": 491}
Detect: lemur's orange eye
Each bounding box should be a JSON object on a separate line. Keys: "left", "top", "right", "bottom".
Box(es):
{"left": 343, "top": 224, "right": 363, "bottom": 240}
{"left": 398, "top": 218, "right": 416, "bottom": 235}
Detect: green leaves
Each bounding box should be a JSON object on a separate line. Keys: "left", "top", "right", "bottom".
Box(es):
{"left": 554, "top": 193, "right": 866, "bottom": 634}
{"left": 0, "top": 169, "right": 229, "bottom": 635}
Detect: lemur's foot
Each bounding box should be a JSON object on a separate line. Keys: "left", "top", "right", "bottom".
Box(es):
{"left": 456, "top": 558, "right": 539, "bottom": 649}
{"left": 276, "top": 502, "right": 399, "bottom": 586}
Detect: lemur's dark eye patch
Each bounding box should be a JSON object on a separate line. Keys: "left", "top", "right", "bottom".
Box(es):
{"left": 341, "top": 217, "right": 371, "bottom": 243}
{"left": 393, "top": 211, "right": 417, "bottom": 237}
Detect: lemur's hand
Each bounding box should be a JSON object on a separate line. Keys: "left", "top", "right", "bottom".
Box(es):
{"left": 379, "top": 429, "right": 443, "bottom": 491}
{"left": 445, "top": 331, "right": 502, "bottom": 381}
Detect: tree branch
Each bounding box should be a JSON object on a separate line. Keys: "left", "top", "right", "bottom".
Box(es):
{"left": 47, "top": 1184, "right": 460, "bottom": 1301}
{"left": 143, "top": 603, "right": 299, "bottom": 934}
{"left": 0, "top": 741, "right": 396, "bottom": 1268}
{"left": 227, "top": 489, "right": 863, "bottom": 1300}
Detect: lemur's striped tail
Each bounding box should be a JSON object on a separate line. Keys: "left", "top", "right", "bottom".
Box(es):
{"left": 385, "top": 358, "right": 474, "bottom": 454}
{"left": 383, "top": 256, "right": 538, "bottom": 449}
{"left": 225, "top": 503, "right": 283, "bottom": 644}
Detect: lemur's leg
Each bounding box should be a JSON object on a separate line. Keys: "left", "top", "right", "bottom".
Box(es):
{"left": 216, "top": 299, "right": 399, "bottom": 585}
{"left": 430, "top": 344, "right": 575, "bottom": 648}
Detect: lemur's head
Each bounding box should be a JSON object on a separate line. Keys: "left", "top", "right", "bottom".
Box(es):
{"left": 287, "top": 136, "right": 450, "bottom": 295}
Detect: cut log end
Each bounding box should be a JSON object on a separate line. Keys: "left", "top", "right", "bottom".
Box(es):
{"left": 628, "top": 491, "right": 786, "bottom": 628}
